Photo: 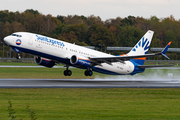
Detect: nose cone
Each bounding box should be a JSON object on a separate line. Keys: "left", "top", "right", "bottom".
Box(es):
{"left": 3, "top": 37, "right": 6, "bottom": 42}
{"left": 3, "top": 36, "right": 10, "bottom": 45}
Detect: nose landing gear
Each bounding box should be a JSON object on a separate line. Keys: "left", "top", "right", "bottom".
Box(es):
{"left": 14, "top": 48, "right": 21, "bottom": 59}
{"left": 16, "top": 53, "right": 21, "bottom": 59}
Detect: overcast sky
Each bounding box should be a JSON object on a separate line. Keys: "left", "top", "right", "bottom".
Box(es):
{"left": 0, "top": 0, "right": 179, "bottom": 21}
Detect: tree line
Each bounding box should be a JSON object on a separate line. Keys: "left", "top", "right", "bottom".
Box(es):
{"left": 0, "top": 9, "right": 179, "bottom": 59}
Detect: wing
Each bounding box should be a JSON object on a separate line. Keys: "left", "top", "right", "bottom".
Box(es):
{"left": 90, "top": 53, "right": 162, "bottom": 65}
{"left": 89, "top": 41, "right": 172, "bottom": 65}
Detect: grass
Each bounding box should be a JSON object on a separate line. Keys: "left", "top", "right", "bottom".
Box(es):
{"left": 1, "top": 88, "right": 180, "bottom": 120}
{"left": 0, "top": 62, "right": 63, "bottom": 66}
{"left": 1, "top": 62, "right": 180, "bottom": 119}
{"left": 0, "top": 61, "right": 180, "bottom": 79}
{"left": 0, "top": 67, "right": 107, "bottom": 79}
{"left": 0, "top": 67, "right": 180, "bottom": 79}
{"left": 0, "top": 62, "right": 37, "bottom": 66}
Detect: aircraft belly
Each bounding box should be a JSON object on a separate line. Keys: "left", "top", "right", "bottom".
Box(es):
{"left": 95, "top": 61, "right": 134, "bottom": 75}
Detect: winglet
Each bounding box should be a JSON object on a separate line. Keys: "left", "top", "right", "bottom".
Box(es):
{"left": 162, "top": 41, "right": 172, "bottom": 54}
{"left": 161, "top": 41, "right": 172, "bottom": 59}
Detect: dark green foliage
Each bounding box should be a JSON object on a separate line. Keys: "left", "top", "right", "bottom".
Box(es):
{"left": 61, "top": 24, "right": 87, "bottom": 42}
{"left": 25, "top": 9, "right": 39, "bottom": 15}
{"left": 80, "top": 15, "right": 87, "bottom": 21}
{"left": 121, "top": 15, "right": 136, "bottom": 26}
{"left": 8, "top": 100, "right": 37, "bottom": 120}
{"left": 87, "top": 24, "right": 117, "bottom": 46}
{"left": 8, "top": 100, "right": 17, "bottom": 120}
{"left": 26, "top": 105, "right": 37, "bottom": 120}
{"left": 0, "top": 9, "right": 180, "bottom": 58}
{"left": 165, "top": 30, "right": 177, "bottom": 47}
{"left": 0, "top": 11, "right": 8, "bottom": 23}
{"left": 57, "top": 15, "right": 65, "bottom": 23}
{"left": 116, "top": 25, "right": 144, "bottom": 47}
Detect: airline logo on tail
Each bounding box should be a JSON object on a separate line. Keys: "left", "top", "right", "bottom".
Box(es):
{"left": 132, "top": 37, "right": 150, "bottom": 54}
{"left": 128, "top": 30, "right": 154, "bottom": 56}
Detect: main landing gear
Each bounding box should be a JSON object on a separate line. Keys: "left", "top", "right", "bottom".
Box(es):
{"left": 63, "top": 65, "right": 72, "bottom": 76}
{"left": 63, "top": 65, "right": 93, "bottom": 76}
{"left": 84, "top": 69, "right": 93, "bottom": 76}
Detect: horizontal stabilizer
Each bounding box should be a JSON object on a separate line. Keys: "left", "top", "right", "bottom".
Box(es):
{"left": 162, "top": 53, "right": 170, "bottom": 60}
{"left": 137, "top": 65, "right": 174, "bottom": 69}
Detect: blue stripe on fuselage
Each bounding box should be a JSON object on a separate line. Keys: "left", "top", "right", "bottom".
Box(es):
{"left": 10, "top": 45, "right": 70, "bottom": 64}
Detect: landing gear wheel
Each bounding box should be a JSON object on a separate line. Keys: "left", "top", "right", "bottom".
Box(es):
{"left": 64, "top": 70, "right": 72, "bottom": 76}
{"left": 64, "top": 70, "right": 68, "bottom": 76}
{"left": 16, "top": 54, "right": 21, "bottom": 59}
{"left": 84, "top": 70, "right": 88, "bottom": 76}
{"left": 89, "top": 70, "right": 93, "bottom": 76}
{"left": 67, "top": 70, "right": 72, "bottom": 76}
{"left": 84, "top": 70, "right": 93, "bottom": 76}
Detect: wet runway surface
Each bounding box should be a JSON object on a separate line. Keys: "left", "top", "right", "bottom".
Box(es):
{"left": 0, "top": 66, "right": 180, "bottom": 88}
{"left": 1, "top": 79, "right": 180, "bottom": 88}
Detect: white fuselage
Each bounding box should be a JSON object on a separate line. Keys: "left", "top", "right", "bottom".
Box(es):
{"left": 4, "top": 32, "right": 135, "bottom": 75}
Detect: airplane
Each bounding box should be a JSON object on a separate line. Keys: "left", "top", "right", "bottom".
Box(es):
{"left": 3, "top": 30, "right": 172, "bottom": 76}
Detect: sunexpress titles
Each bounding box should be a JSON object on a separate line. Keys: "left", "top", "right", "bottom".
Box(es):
{"left": 36, "top": 35, "right": 65, "bottom": 47}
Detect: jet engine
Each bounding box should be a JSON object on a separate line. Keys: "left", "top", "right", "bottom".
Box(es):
{"left": 34, "top": 56, "right": 55, "bottom": 68}
{"left": 70, "top": 55, "right": 91, "bottom": 68}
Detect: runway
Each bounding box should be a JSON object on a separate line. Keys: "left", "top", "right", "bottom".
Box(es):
{"left": 1, "top": 79, "right": 180, "bottom": 88}
{"left": 0, "top": 66, "right": 180, "bottom": 88}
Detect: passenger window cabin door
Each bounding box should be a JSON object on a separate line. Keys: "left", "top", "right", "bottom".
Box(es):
{"left": 28, "top": 35, "right": 33, "bottom": 45}
{"left": 35, "top": 37, "right": 42, "bottom": 49}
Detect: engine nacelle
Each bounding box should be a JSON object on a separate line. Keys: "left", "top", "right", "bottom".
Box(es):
{"left": 70, "top": 55, "right": 91, "bottom": 68}
{"left": 34, "top": 56, "right": 55, "bottom": 68}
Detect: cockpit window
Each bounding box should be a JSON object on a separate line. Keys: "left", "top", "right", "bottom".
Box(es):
{"left": 11, "top": 34, "right": 22, "bottom": 37}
